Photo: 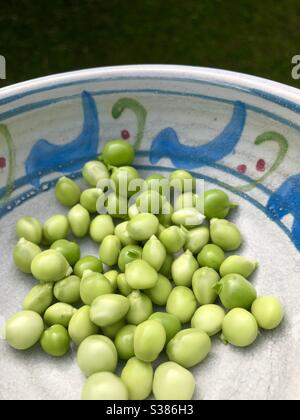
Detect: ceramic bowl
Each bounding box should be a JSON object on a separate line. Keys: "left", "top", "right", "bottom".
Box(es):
{"left": 0, "top": 65, "right": 299, "bottom": 400}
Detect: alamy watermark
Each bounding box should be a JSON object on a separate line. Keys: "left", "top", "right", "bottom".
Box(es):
{"left": 291, "top": 55, "right": 300, "bottom": 80}
{"left": 0, "top": 55, "right": 6, "bottom": 79}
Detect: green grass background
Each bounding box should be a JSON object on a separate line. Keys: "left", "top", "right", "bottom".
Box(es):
{"left": 1, "top": 0, "right": 300, "bottom": 87}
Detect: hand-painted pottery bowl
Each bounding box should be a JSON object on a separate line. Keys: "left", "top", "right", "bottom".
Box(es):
{"left": 0, "top": 65, "right": 299, "bottom": 400}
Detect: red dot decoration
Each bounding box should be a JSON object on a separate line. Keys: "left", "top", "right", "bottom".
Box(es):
{"left": 237, "top": 164, "right": 247, "bottom": 174}
{"left": 121, "top": 129, "right": 130, "bottom": 140}
{"left": 256, "top": 159, "right": 266, "bottom": 172}
{"left": 0, "top": 157, "right": 6, "bottom": 169}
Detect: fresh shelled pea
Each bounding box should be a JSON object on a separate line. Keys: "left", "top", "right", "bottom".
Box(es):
{"left": 197, "top": 244, "right": 225, "bottom": 271}
{"left": 171, "top": 250, "right": 199, "bottom": 287}
{"left": 127, "top": 213, "right": 159, "bottom": 241}
{"left": 251, "top": 296, "right": 284, "bottom": 330}
{"left": 153, "top": 362, "right": 195, "bottom": 400}
{"left": 114, "top": 324, "right": 136, "bottom": 360}
{"left": 157, "top": 201, "right": 173, "bottom": 227}
{"left": 221, "top": 308, "right": 258, "bottom": 347}
{"left": 134, "top": 320, "right": 166, "bottom": 362}
{"left": 80, "top": 271, "right": 113, "bottom": 305}
{"left": 82, "top": 160, "right": 109, "bottom": 187}
{"left": 31, "top": 250, "right": 72, "bottom": 283}
{"left": 110, "top": 166, "right": 140, "bottom": 197}
{"left": 174, "top": 192, "right": 199, "bottom": 211}
{"left": 169, "top": 170, "right": 195, "bottom": 192}
{"left": 210, "top": 218, "right": 242, "bottom": 251}
{"left": 101, "top": 319, "right": 126, "bottom": 339}
{"left": 142, "top": 235, "right": 166, "bottom": 271}
{"left": 53, "top": 275, "right": 81, "bottom": 304}
{"left": 121, "top": 357, "right": 153, "bottom": 400}
{"left": 184, "top": 226, "right": 210, "bottom": 254}
{"left": 89, "top": 214, "right": 115, "bottom": 243}
{"left": 44, "top": 302, "right": 77, "bottom": 327}
{"left": 90, "top": 294, "right": 130, "bottom": 327}
{"left": 166, "top": 286, "right": 197, "bottom": 323}
{"left": 135, "top": 190, "right": 164, "bottom": 213}
{"left": 192, "top": 267, "right": 220, "bottom": 305}
{"left": 191, "top": 305, "right": 225, "bottom": 336}
{"left": 16, "top": 216, "right": 42, "bottom": 245}
{"left": 13, "top": 238, "right": 41, "bottom": 273}
{"left": 125, "top": 259, "right": 158, "bottom": 289}
{"left": 40, "top": 325, "right": 70, "bottom": 357}
{"left": 167, "top": 328, "right": 211, "bottom": 368}
{"left": 171, "top": 208, "right": 205, "bottom": 228}
{"left": 50, "top": 239, "right": 81, "bottom": 266}
{"left": 99, "top": 235, "right": 121, "bottom": 266}
{"left": 115, "top": 221, "right": 137, "bottom": 246}
{"left": 68, "top": 305, "right": 98, "bottom": 346}
{"left": 118, "top": 245, "right": 143, "bottom": 272}
{"left": 144, "top": 274, "right": 172, "bottom": 306}
{"left": 102, "top": 192, "right": 128, "bottom": 219}
{"left": 82, "top": 372, "right": 129, "bottom": 400}
{"left": 203, "top": 189, "right": 237, "bottom": 219}
{"left": 126, "top": 291, "right": 153, "bottom": 325}
{"left": 5, "top": 311, "right": 44, "bottom": 350}
{"left": 159, "top": 225, "right": 186, "bottom": 253}
{"left": 55, "top": 176, "right": 81, "bottom": 207}
{"left": 101, "top": 139, "right": 135, "bottom": 167}
{"left": 74, "top": 256, "right": 103, "bottom": 278}
{"left": 23, "top": 283, "right": 53, "bottom": 314}
{"left": 77, "top": 335, "right": 118, "bottom": 376}
{"left": 80, "top": 188, "right": 104, "bottom": 213}
{"left": 104, "top": 270, "right": 119, "bottom": 292}
{"left": 68, "top": 204, "right": 90, "bottom": 238}
{"left": 159, "top": 253, "right": 173, "bottom": 279}
{"left": 43, "top": 215, "right": 69, "bottom": 244}
{"left": 214, "top": 273, "right": 257, "bottom": 310}
{"left": 219, "top": 256, "right": 258, "bottom": 278}
{"left": 117, "top": 273, "right": 134, "bottom": 296}
{"left": 149, "top": 312, "right": 182, "bottom": 343}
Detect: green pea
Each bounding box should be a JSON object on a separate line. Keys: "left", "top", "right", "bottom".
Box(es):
{"left": 77, "top": 335, "right": 118, "bottom": 376}
{"left": 101, "top": 139, "right": 135, "bottom": 167}
{"left": 53, "top": 275, "right": 81, "bottom": 304}
{"left": 74, "top": 256, "right": 103, "bottom": 278}
{"left": 13, "top": 238, "right": 41, "bottom": 273}
{"left": 134, "top": 320, "right": 166, "bottom": 362}
{"left": 184, "top": 226, "right": 210, "bottom": 254}
{"left": 210, "top": 218, "right": 242, "bottom": 251}
{"left": 16, "top": 216, "right": 42, "bottom": 245}
{"left": 145, "top": 173, "right": 167, "bottom": 196}
{"left": 197, "top": 244, "right": 225, "bottom": 271}
{"left": 127, "top": 213, "right": 159, "bottom": 241}
{"left": 43, "top": 214, "right": 69, "bottom": 244}
{"left": 110, "top": 166, "right": 140, "bottom": 197}
{"left": 101, "top": 319, "right": 126, "bottom": 339}
{"left": 44, "top": 302, "right": 77, "bottom": 327}
{"left": 82, "top": 160, "right": 109, "bottom": 187}
{"left": 5, "top": 311, "right": 44, "bottom": 350}
{"left": 80, "top": 271, "right": 113, "bottom": 305}
{"left": 136, "top": 190, "right": 164, "bottom": 213}
{"left": 90, "top": 294, "right": 130, "bottom": 327}
{"left": 40, "top": 325, "right": 70, "bottom": 357}
{"left": 219, "top": 255, "right": 258, "bottom": 278}
{"left": 167, "top": 328, "right": 211, "bottom": 368}
{"left": 166, "top": 286, "right": 197, "bottom": 323}
{"left": 117, "top": 273, "right": 134, "bottom": 296}
{"left": 114, "top": 325, "right": 136, "bottom": 361}
{"left": 114, "top": 221, "right": 137, "bottom": 246}
{"left": 214, "top": 273, "right": 257, "bottom": 310}
{"left": 121, "top": 357, "right": 153, "bottom": 400}
{"left": 55, "top": 176, "right": 81, "bottom": 207}
{"left": 104, "top": 270, "right": 119, "bottom": 292}
{"left": 203, "top": 189, "right": 237, "bottom": 219}
{"left": 159, "top": 225, "right": 186, "bottom": 253}
{"left": 149, "top": 312, "right": 182, "bottom": 343}
{"left": 159, "top": 254, "right": 173, "bottom": 279}
{"left": 50, "top": 239, "right": 81, "bottom": 266}
{"left": 99, "top": 235, "right": 121, "bottom": 266}
{"left": 251, "top": 296, "right": 284, "bottom": 330}
{"left": 191, "top": 304, "right": 225, "bottom": 336}
{"left": 169, "top": 170, "right": 195, "bottom": 192}
{"left": 157, "top": 202, "right": 173, "bottom": 227}
{"left": 80, "top": 188, "right": 104, "bottom": 213}
{"left": 68, "top": 305, "right": 98, "bottom": 345}
{"left": 103, "top": 192, "right": 128, "bottom": 219}
{"left": 153, "top": 361, "right": 195, "bottom": 400}
{"left": 171, "top": 208, "right": 205, "bottom": 228}
{"left": 125, "top": 259, "right": 158, "bottom": 289}
{"left": 31, "top": 250, "right": 72, "bottom": 283}
{"left": 144, "top": 274, "right": 172, "bottom": 306}
{"left": 174, "top": 192, "right": 199, "bottom": 211}
{"left": 23, "top": 283, "right": 53, "bottom": 314}
{"left": 142, "top": 235, "right": 167, "bottom": 271}
{"left": 118, "top": 245, "right": 142, "bottom": 272}
{"left": 126, "top": 291, "right": 153, "bottom": 325}
{"left": 171, "top": 250, "right": 199, "bottom": 287}
{"left": 68, "top": 204, "right": 90, "bottom": 238}
{"left": 81, "top": 372, "right": 129, "bottom": 400}
{"left": 128, "top": 203, "right": 140, "bottom": 219}
{"left": 221, "top": 308, "right": 258, "bottom": 347}
{"left": 192, "top": 267, "right": 219, "bottom": 305}
{"left": 90, "top": 214, "right": 115, "bottom": 242}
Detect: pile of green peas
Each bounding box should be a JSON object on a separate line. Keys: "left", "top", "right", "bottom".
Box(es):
{"left": 6, "top": 139, "right": 284, "bottom": 400}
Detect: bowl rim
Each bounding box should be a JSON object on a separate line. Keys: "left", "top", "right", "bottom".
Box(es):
{"left": 0, "top": 64, "right": 300, "bottom": 110}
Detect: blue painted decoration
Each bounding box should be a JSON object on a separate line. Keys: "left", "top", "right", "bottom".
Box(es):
{"left": 149, "top": 101, "right": 246, "bottom": 168}
{"left": 25, "top": 91, "right": 100, "bottom": 187}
